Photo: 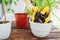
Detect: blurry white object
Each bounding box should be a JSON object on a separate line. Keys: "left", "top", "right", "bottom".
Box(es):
{"left": 1, "top": 13, "right": 15, "bottom": 21}
{"left": 0, "top": 22, "right": 11, "bottom": 39}
{"left": 0, "top": 4, "right": 3, "bottom": 21}
{"left": 52, "top": 9, "right": 60, "bottom": 29}
{"left": 6, "top": 13, "right": 15, "bottom": 21}
{"left": 11, "top": 0, "right": 26, "bottom": 13}
{"left": 30, "top": 21, "right": 52, "bottom": 37}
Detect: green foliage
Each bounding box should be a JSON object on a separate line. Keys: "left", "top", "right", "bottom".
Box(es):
{"left": 25, "top": 8, "right": 33, "bottom": 17}
{"left": 32, "top": 0, "right": 60, "bottom": 24}
{"left": 33, "top": 0, "right": 60, "bottom": 10}
{"left": 5, "top": 0, "right": 8, "bottom": 6}
{"left": 10, "top": 0, "right": 12, "bottom": 4}
{"left": 0, "top": 0, "right": 18, "bottom": 13}
{"left": 7, "top": 0, "right": 19, "bottom": 13}
{"left": 4, "top": 0, "right": 13, "bottom": 6}
{"left": 12, "top": 9, "right": 14, "bottom": 13}
{"left": 14, "top": 1, "right": 17, "bottom": 5}
{"left": 0, "top": 0, "right": 13, "bottom": 6}
{"left": 0, "top": 0, "right": 2, "bottom": 4}
{"left": 26, "top": 0, "right": 60, "bottom": 22}
{"left": 7, "top": 8, "right": 10, "bottom": 11}
{"left": 34, "top": 0, "right": 42, "bottom": 8}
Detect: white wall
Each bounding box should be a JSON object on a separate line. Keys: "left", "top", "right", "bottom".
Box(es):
{"left": 0, "top": 4, "right": 3, "bottom": 20}
{"left": 11, "top": 0, "right": 26, "bottom": 13}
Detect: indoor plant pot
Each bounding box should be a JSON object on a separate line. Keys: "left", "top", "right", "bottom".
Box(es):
{"left": 0, "top": 21, "right": 11, "bottom": 39}
{"left": 30, "top": 21, "right": 52, "bottom": 37}
{"left": 25, "top": 0, "right": 60, "bottom": 37}
{"left": 15, "top": 13, "right": 29, "bottom": 29}
{"left": 0, "top": 0, "right": 13, "bottom": 39}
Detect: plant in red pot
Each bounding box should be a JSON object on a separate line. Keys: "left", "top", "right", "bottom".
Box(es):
{"left": 15, "top": 13, "right": 29, "bottom": 29}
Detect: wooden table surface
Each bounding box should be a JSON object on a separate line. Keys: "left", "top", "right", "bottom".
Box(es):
{"left": 6, "top": 21, "right": 60, "bottom": 40}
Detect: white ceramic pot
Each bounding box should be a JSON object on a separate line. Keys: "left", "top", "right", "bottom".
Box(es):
{"left": 30, "top": 21, "right": 52, "bottom": 37}
{"left": 0, "top": 22, "right": 11, "bottom": 39}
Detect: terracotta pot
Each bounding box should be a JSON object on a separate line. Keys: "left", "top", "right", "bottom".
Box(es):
{"left": 15, "top": 13, "right": 29, "bottom": 28}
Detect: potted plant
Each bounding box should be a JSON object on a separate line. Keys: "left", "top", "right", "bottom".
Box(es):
{"left": 0, "top": 0, "right": 13, "bottom": 39}
{"left": 25, "top": 0, "right": 60, "bottom": 37}
{"left": 14, "top": 0, "right": 29, "bottom": 29}
{"left": 15, "top": 13, "right": 29, "bottom": 29}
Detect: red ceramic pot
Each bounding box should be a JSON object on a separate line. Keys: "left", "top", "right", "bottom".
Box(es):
{"left": 15, "top": 13, "right": 29, "bottom": 29}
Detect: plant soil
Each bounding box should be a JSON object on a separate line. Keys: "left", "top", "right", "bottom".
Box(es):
{"left": 0, "top": 21, "right": 10, "bottom": 24}
{"left": 34, "top": 11, "right": 49, "bottom": 23}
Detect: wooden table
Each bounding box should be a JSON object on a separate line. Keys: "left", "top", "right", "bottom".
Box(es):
{"left": 6, "top": 21, "right": 60, "bottom": 40}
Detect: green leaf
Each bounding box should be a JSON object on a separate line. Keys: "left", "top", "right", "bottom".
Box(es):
{"left": 25, "top": 8, "right": 33, "bottom": 17}
{"left": 12, "top": 9, "right": 14, "bottom": 13}
{"left": 34, "top": 0, "right": 42, "bottom": 8}
{"left": 0, "top": 0, "right": 2, "bottom": 4}
{"left": 10, "top": 0, "right": 12, "bottom": 4}
{"left": 14, "top": 1, "right": 17, "bottom": 5}
{"left": 46, "top": 0, "right": 51, "bottom": 7}
{"left": 5, "top": 0, "right": 8, "bottom": 6}
{"left": 7, "top": 8, "right": 10, "bottom": 11}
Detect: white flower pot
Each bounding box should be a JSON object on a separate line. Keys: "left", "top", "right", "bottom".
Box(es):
{"left": 30, "top": 21, "right": 52, "bottom": 37}
{"left": 0, "top": 22, "right": 11, "bottom": 39}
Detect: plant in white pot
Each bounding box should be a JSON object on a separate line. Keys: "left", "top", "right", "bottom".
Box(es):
{"left": 0, "top": 0, "right": 13, "bottom": 39}
{"left": 25, "top": 0, "right": 60, "bottom": 37}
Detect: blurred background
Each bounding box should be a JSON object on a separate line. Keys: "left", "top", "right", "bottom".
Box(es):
{"left": 0, "top": 0, "right": 60, "bottom": 28}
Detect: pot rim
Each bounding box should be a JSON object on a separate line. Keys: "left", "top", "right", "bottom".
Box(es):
{"left": 15, "top": 13, "right": 28, "bottom": 15}
{"left": 29, "top": 21, "right": 53, "bottom": 25}
{"left": 0, "top": 21, "right": 11, "bottom": 25}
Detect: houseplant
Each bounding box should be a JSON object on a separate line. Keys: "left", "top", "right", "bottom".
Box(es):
{"left": 14, "top": 0, "right": 29, "bottom": 29}
{"left": 25, "top": 0, "right": 60, "bottom": 37}
{"left": 0, "top": 0, "right": 13, "bottom": 39}
{"left": 15, "top": 13, "right": 29, "bottom": 29}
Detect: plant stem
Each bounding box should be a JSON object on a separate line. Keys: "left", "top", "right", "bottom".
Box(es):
{"left": 1, "top": 0, "right": 6, "bottom": 23}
